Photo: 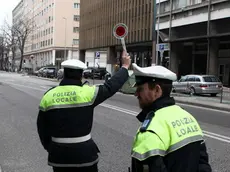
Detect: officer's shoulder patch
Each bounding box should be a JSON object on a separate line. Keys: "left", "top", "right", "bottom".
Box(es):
{"left": 140, "top": 111, "right": 155, "bottom": 132}
{"left": 44, "top": 86, "right": 57, "bottom": 95}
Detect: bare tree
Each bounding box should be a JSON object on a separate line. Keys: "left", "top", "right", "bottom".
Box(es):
{"left": 0, "top": 33, "right": 10, "bottom": 71}
{"left": 1, "top": 21, "right": 18, "bottom": 71}
{"left": 0, "top": 36, "right": 4, "bottom": 70}
{"left": 12, "top": 16, "right": 34, "bottom": 71}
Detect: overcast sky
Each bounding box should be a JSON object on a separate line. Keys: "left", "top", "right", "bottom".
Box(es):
{"left": 0, "top": 0, "right": 20, "bottom": 26}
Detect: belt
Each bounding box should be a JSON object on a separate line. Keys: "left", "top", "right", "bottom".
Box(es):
{"left": 52, "top": 134, "right": 91, "bottom": 143}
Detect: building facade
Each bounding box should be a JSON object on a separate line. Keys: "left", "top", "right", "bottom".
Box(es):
{"left": 12, "top": 0, "right": 81, "bottom": 71}
{"left": 79, "top": 0, "right": 155, "bottom": 72}
{"left": 79, "top": 0, "right": 230, "bottom": 86}
{"left": 157, "top": 0, "right": 230, "bottom": 86}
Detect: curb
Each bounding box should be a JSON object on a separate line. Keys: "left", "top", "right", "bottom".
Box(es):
{"left": 175, "top": 99, "right": 230, "bottom": 112}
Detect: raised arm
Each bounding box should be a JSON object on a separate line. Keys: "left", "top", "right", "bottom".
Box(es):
{"left": 92, "top": 51, "right": 131, "bottom": 107}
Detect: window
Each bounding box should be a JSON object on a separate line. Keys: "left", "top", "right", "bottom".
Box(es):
{"left": 74, "top": 15, "right": 80, "bottom": 21}
{"left": 179, "top": 76, "right": 187, "bottom": 82}
{"left": 203, "top": 76, "right": 220, "bottom": 82}
{"left": 74, "top": 3, "right": 80, "bottom": 9}
{"left": 195, "top": 77, "right": 201, "bottom": 82}
{"left": 73, "top": 27, "right": 79, "bottom": 33}
{"left": 186, "top": 77, "right": 195, "bottom": 82}
{"left": 219, "top": 65, "right": 224, "bottom": 75}
{"left": 73, "top": 39, "right": 79, "bottom": 45}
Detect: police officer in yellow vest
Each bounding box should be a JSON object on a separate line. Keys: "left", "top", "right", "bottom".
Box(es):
{"left": 130, "top": 64, "right": 212, "bottom": 172}
{"left": 37, "top": 52, "right": 131, "bottom": 172}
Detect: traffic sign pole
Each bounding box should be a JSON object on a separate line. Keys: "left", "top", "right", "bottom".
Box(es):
{"left": 120, "top": 38, "right": 127, "bottom": 53}
{"left": 160, "top": 50, "right": 164, "bottom": 65}
{"left": 93, "top": 53, "right": 95, "bottom": 84}
{"left": 93, "top": 51, "right": 100, "bottom": 84}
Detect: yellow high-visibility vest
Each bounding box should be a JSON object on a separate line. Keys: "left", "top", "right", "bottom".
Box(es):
{"left": 131, "top": 105, "right": 204, "bottom": 161}
{"left": 39, "top": 85, "right": 98, "bottom": 112}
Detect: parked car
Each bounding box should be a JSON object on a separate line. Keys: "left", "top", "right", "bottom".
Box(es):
{"left": 37, "top": 67, "right": 57, "bottom": 78}
{"left": 37, "top": 67, "right": 45, "bottom": 77}
{"left": 172, "top": 74, "right": 223, "bottom": 97}
{"left": 45, "top": 67, "right": 57, "bottom": 78}
{"left": 83, "top": 69, "right": 93, "bottom": 79}
{"left": 83, "top": 68, "right": 111, "bottom": 80}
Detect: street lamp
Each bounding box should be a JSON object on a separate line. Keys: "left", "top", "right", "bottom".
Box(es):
{"left": 63, "top": 17, "right": 67, "bottom": 61}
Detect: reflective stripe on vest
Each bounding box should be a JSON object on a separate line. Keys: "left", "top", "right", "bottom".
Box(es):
{"left": 131, "top": 105, "right": 204, "bottom": 161}
{"left": 39, "top": 85, "right": 99, "bottom": 112}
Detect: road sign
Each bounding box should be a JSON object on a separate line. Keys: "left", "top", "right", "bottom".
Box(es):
{"left": 113, "top": 23, "right": 128, "bottom": 39}
{"left": 157, "top": 43, "right": 170, "bottom": 51}
{"left": 95, "top": 51, "right": 100, "bottom": 59}
{"left": 113, "top": 23, "right": 128, "bottom": 52}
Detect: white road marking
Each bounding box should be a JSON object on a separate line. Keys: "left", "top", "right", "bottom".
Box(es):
{"left": 100, "top": 103, "right": 230, "bottom": 144}
{"left": 40, "top": 86, "right": 49, "bottom": 89}
{"left": 3, "top": 81, "right": 230, "bottom": 143}
{"left": 176, "top": 103, "right": 230, "bottom": 114}
{"left": 117, "top": 92, "right": 230, "bottom": 114}
{"left": 3, "top": 82, "right": 45, "bottom": 91}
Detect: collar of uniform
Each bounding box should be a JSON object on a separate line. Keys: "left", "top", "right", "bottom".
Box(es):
{"left": 59, "top": 78, "right": 82, "bottom": 86}
{"left": 136, "top": 96, "right": 176, "bottom": 122}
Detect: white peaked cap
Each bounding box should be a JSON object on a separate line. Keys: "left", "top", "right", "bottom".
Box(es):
{"left": 61, "top": 59, "right": 87, "bottom": 70}
{"left": 132, "top": 63, "right": 177, "bottom": 81}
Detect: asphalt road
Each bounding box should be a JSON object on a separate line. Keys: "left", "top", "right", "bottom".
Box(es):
{"left": 0, "top": 72, "right": 230, "bottom": 172}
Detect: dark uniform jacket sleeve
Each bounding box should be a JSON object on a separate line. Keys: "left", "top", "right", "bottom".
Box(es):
{"left": 132, "top": 156, "right": 168, "bottom": 172}
{"left": 37, "top": 110, "right": 51, "bottom": 151}
{"left": 92, "top": 67, "right": 129, "bottom": 107}
{"left": 198, "top": 141, "right": 212, "bottom": 172}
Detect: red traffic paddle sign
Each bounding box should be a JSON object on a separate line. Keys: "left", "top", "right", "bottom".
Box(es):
{"left": 113, "top": 23, "right": 128, "bottom": 39}
{"left": 113, "top": 23, "right": 128, "bottom": 52}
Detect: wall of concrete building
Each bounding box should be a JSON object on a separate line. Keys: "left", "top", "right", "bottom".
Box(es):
{"left": 218, "top": 49, "right": 230, "bottom": 86}
{"left": 169, "top": 41, "right": 230, "bottom": 86}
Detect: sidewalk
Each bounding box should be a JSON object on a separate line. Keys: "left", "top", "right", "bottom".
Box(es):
{"left": 223, "top": 87, "right": 230, "bottom": 93}
{"left": 172, "top": 94, "right": 230, "bottom": 111}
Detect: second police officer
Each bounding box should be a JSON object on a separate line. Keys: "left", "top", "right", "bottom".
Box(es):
{"left": 37, "top": 51, "right": 131, "bottom": 172}
{"left": 130, "top": 63, "right": 212, "bottom": 172}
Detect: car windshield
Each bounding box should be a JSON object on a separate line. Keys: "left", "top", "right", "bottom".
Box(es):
{"left": 179, "top": 76, "right": 186, "bottom": 82}
{"left": 203, "top": 76, "right": 220, "bottom": 82}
